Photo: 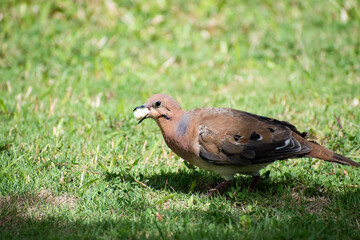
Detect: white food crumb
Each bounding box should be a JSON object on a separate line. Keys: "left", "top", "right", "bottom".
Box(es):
{"left": 134, "top": 108, "right": 150, "bottom": 120}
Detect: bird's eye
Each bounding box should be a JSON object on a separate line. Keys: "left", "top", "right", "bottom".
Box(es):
{"left": 154, "top": 101, "right": 162, "bottom": 108}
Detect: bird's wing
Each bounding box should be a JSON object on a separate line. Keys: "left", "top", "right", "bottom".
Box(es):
{"left": 197, "top": 108, "right": 312, "bottom": 166}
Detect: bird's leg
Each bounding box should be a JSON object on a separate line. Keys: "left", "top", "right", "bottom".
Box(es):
{"left": 207, "top": 180, "right": 233, "bottom": 196}
{"left": 249, "top": 175, "right": 261, "bottom": 192}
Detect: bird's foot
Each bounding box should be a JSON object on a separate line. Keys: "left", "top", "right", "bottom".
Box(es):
{"left": 248, "top": 175, "right": 261, "bottom": 192}
{"left": 203, "top": 176, "right": 260, "bottom": 197}
{"left": 206, "top": 180, "right": 233, "bottom": 197}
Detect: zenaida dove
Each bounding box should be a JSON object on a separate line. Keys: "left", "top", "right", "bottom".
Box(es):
{"left": 133, "top": 94, "right": 359, "bottom": 194}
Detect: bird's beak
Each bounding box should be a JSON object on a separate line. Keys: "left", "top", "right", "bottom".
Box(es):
{"left": 133, "top": 105, "right": 150, "bottom": 124}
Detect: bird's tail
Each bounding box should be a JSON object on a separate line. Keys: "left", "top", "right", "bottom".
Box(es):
{"left": 308, "top": 141, "right": 359, "bottom": 167}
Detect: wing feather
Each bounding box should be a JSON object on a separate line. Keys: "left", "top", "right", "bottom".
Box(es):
{"left": 198, "top": 109, "right": 312, "bottom": 166}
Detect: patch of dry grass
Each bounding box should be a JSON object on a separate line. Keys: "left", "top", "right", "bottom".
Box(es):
{"left": 0, "top": 190, "right": 77, "bottom": 229}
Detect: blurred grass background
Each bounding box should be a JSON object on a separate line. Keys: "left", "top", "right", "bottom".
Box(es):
{"left": 1, "top": 0, "right": 360, "bottom": 239}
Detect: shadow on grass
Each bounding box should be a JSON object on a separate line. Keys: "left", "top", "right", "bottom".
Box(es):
{"left": 105, "top": 167, "right": 359, "bottom": 201}
{"left": 3, "top": 170, "right": 358, "bottom": 239}
{"left": 1, "top": 189, "right": 360, "bottom": 239}
{"left": 2, "top": 165, "right": 360, "bottom": 239}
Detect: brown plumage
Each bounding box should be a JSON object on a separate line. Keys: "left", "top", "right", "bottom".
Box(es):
{"left": 133, "top": 94, "right": 359, "bottom": 193}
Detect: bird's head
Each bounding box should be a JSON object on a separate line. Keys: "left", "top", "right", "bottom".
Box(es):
{"left": 133, "top": 94, "right": 183, "bottom": 124}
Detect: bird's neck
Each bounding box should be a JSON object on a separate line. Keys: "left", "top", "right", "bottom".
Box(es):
{"left": 156, "top": 110, "right": 189, "bottom": 156}
{"left": 157, "top": 110, "right": 183, "bottom": 139}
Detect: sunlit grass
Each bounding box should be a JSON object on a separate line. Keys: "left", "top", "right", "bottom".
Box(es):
{"left": 1, "top": 0, "right": 360, "bottom": 239}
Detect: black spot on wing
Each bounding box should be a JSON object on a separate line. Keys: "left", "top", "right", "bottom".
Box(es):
{"left": 242, "top": 111, "right": 308, "bottom": 138}
{"left": 234, "top": 134, "right": 242, "bottom": 141}
{"left": 250, "top": 131, "right": 261, "bottom": 141}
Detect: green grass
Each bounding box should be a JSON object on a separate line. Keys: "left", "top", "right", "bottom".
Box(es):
{"left": 1, "top": 0, "right": 360, "bottom": 239}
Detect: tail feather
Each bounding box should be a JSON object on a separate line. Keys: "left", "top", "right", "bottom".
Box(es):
{"left": 308, "top": 141, "right": 359, "bottom": 167}
{"left": 331, "top": 152, "right": 360, "bottom": 167}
